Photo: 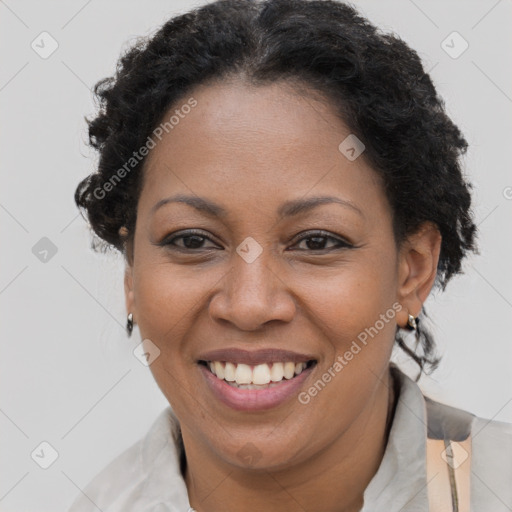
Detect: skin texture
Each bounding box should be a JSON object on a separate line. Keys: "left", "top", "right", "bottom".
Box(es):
{"left": 124, "top": 79, "right": 441, "bottom": 512}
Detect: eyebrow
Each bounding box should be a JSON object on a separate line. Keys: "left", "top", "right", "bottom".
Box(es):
{"left": 151, "top": 194, "right": 363, "bottom": 218}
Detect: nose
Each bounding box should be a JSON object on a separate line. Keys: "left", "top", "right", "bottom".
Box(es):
{"left": 208, "top": 249, "right": 296, "bottom": 331}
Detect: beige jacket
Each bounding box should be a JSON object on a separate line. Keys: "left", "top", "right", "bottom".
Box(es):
{"left": 68, "top": 365, "right": 512, "bottom": 512}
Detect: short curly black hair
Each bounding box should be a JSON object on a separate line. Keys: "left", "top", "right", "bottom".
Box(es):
{"left": 75, "top": 0, "right": 478, "bottom": 376}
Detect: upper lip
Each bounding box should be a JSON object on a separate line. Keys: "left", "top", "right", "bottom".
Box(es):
{"left": 197, "top": 348, "right": 316, "bottom": 366}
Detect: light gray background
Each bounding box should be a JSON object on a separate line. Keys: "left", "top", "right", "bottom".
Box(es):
{"left": 1, "top": 0, "right": 511, "bottom": 510}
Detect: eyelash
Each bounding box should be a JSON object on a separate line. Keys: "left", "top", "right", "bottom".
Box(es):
{"left": 159, "top": 229, "right": 353, "bottom": 253}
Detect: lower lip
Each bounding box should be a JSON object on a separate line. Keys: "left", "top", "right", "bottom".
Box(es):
{"left": 198, "top": 364, "right": 315, "bottom": 412}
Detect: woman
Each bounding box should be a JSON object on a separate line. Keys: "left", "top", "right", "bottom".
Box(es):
{"left": 69, "top": 0, "right": 512, "bottom": 510}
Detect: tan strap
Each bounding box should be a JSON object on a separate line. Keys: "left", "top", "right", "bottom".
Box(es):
{"left": 426, "top": 435, "right": 472, "bottom": 511}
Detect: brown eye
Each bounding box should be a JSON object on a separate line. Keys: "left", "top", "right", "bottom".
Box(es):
{"left": 158, "top": 229, "right": 353, "bottom": 253}
{"left": 291, "top": 231, "right": 353, "bottom": 252}
{"left": 160, "top": 229, "right": 220, "bottom": 251}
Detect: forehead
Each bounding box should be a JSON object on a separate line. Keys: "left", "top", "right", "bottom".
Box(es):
{"left": 138, "top": 80, "right": 387, "bottom": 220}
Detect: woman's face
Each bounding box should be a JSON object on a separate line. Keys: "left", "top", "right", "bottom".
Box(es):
{"left": 125, "top": 79, "right": 437, "bottom": 471}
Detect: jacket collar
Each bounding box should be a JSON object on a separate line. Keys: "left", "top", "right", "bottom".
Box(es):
{"left": 362, "top": 364, "right": 429, "bottom": 511}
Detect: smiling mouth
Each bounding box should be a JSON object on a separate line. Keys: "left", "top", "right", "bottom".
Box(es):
{"left": 198, "top": 360, "right": 317, "bottom": 389}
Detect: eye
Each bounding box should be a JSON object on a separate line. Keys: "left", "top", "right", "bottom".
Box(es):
{"left": 159, "top": 229, "right": 220, "bottom": 251}
{"left": 290, "top": 230, "right": 353, "bottom": 252}
{"left": 158, "top": 229, "right": 353, "bottom": 253}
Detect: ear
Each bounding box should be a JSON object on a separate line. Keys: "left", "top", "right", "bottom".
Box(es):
{"left": 124, "top": 262, "right": 136, "bottom": 320}
{"left": 396, "top": 221, "right": 442, "bottom": 328}
{"left": 121, "top": 226, "right": 136, "bottom": 319}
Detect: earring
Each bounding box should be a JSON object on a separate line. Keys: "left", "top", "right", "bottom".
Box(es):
{"left": 407, "top": 313, "right": 417, "bottom": 330}
{"left": 126, "top": 313, "right": 134, "bottom": 337}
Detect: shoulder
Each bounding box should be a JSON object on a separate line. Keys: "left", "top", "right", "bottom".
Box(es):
{"left": 67, "top": 407, "right": 189, "bottom": 512}
{"left": 424, "top": 393, "right": 512, "bottom": 508}
{"left": 392, "top": 364, "right": 512, "bottom": 449}
{"left": 424, "top": 393, "right": 512, "bottom": 445}
{"left": 424, "top": 395, "right": 475, "bottom": 441}
{"left": 470, "top": 413, "right": 512, "bottom": 475}
{"left": 67, "top": 436, "right": 146, "bottom": 512}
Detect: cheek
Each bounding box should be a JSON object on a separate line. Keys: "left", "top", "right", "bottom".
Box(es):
{"left": 301, "top": 252, "right": 398, "bottom": 348}
{"left": 295, "top": 264, "right": 398, "bottom": 429}
{"left": 131, "top": 261, "right": 207, "bottom": 411}
{"left": 132, "top": 259, "right": 212, "bottom": 339}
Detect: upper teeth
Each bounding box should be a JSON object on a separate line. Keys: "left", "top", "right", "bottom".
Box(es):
{"left": 207, "top": 361, "right": 307, "bottom": 385}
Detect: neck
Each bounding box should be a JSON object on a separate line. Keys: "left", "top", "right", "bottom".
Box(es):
{"left": 183, "top": 366, "right": 397, "bottom": 512}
